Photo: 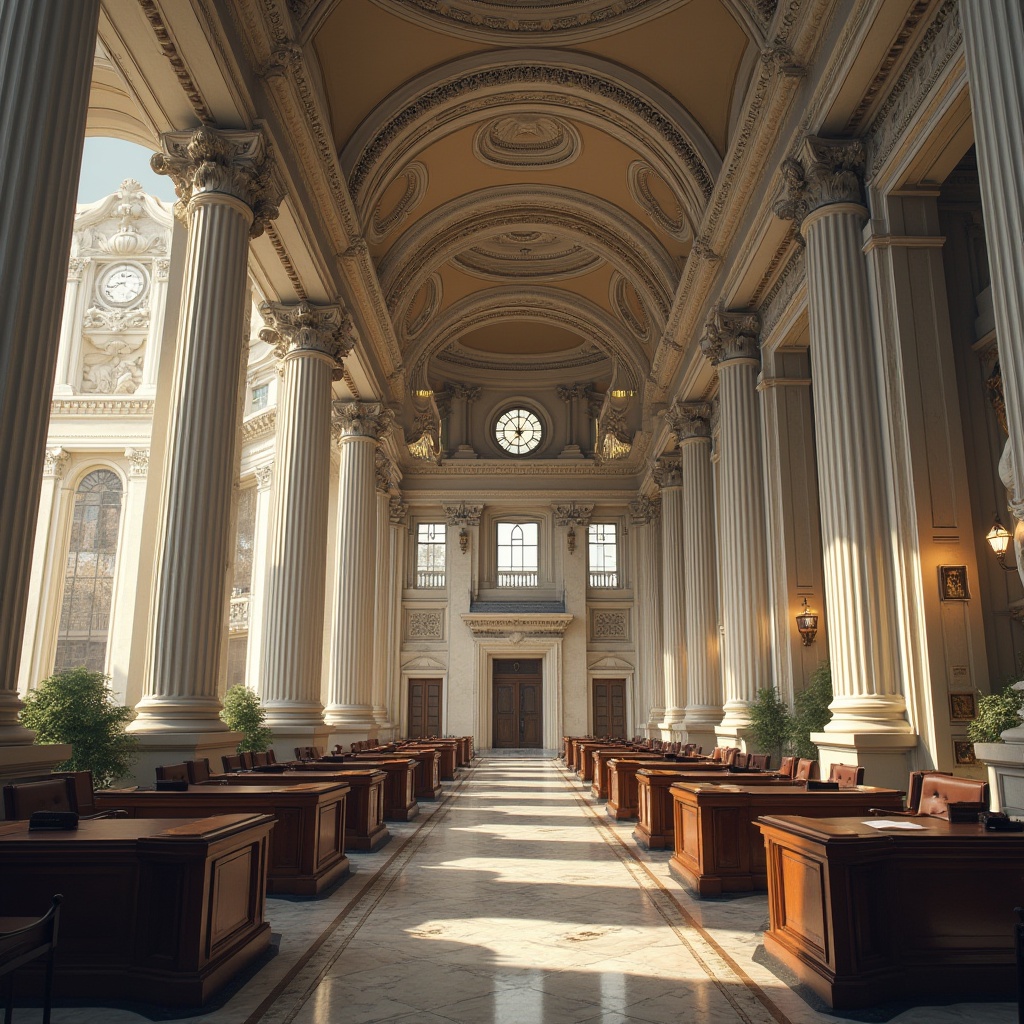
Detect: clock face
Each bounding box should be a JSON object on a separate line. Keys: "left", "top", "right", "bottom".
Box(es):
{"left": 101, "top": 265, "right": 145, "bottom": 305}
{"left": 495, "top": 407, "right": 543, "bottom": 455}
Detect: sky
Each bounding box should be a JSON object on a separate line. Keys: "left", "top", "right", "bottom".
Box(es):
{"left": 77, "top": 137, "right": 178, "bottom": 205}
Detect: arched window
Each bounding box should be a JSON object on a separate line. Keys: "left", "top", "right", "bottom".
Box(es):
{"left": 54, "top": 469, "right": 123, "bottom": 673}
{"left": 496, "top": 522, "right": 538, "bottom": 587}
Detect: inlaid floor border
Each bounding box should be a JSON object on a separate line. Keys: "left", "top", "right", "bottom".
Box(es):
{"left": 554, "top": 760, "right": 795, "bottom": 1024}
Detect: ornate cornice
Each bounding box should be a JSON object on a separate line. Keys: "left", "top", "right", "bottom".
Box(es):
{"left": 461, "top": 612, "right": 573, "bottom": 637}
{"left": 243, "top": 408, "right": 278, "bottom": 443}
{"left": 151, "top": 127, "right": 280, "bottom": 238}
{"left": 443, "top": 501, "right": 483, "bottom": 526}
{"left": 759, "top": 246, "right": 806, "bottom": 341}
{"left": 259, "top": 300, "right": 353, "bottom": 372}
{"left": 700, "top": 303, "right": 761, "bottom": 365}
{"left": 51, "top": 398, "right": 155, "bottom": 417}
{"left": 629, "top": 494, "right": 660, "bottom": 525}
{"left": 138, "top": 0, "right": 215, "bottom": 124}
{"left": 773, "top": 136, "right": 866, "bottom": 231}
{"left": 665, "top": 401, "right": 712, "bottom": 442}
{"left": 552, "top": 502, "right": 594, "bottom": 527}
{"left": 331, "top": 401, "right": 394, "bottom": 440}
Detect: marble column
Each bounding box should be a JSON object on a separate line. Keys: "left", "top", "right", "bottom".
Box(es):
{"left": 775, "top": 137, "right": 913, "bottom": 781}
{"left": 655, "top": 456, "right": 686, "bottom": 734}
{"left": 557, "top": 384, "right": 587, "bottom": 459}
{"left": 670, "top": 402, "right": 723, "bottom": 748}
{"left": 130, "top": 128, "right": 278, "bottom": 751}
{"left": 701, "top": 305, "right": 772, "bottom": 744}
{"left": 326, "top": 402, "right": 393, "bottom": 739}
{"left": 372, "top": 451, "right": 396, "bottom": 730}
{"left": 258, "top": 302, "right": 350, "bottom": 749}
{"left": 448, "top": 383, "right": 480, "bottom": 458}
{"left": 629, "top": 495, "right": 663, "bottom": 734}
{"left": 244, "top": 464, "right": 274, "bottom": 694}
{"left": 0, "top": 0, "right": 99, "bottom": 751}
{"left": 383, "top": 497, "right": 409, "bottom": 737}
{"left": 444, "top": 502, "right": 483, "bottom": 741}
{"left": 53, "top": 257, "right": 89, "bottom": 394}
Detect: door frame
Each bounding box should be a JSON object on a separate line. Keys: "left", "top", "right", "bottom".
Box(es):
{"left": 475, "top": 639, "right": 563, "bottom": 751}
{"left": 399, "top": 658, "right": 448, "bottom": 739}
{"left": 491, "top": 659, "right": 544, "bottom": 748}
{"left": 588, "top": 665, "right": 635, "bottom": 737}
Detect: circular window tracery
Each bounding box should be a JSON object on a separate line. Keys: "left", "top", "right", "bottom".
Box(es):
{"left": 494, "top": 407, "right": 543, "bottom": 455}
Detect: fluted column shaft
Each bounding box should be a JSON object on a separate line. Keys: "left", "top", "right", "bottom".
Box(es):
{"left": 258, "top": 303, "right": 349, "bottom": 727}
{"left": 700, "top": 309, "right": 772, "bottom": 736}
{"left": 804, "top": 203, "right": 907, "bottom": 730}
{"left": 372, "top": 486, "right": 393, "bottom": 727}
{"left": 657, "top": 461, "right": 686, "bottom": 730}
{"left": 133, "top": 128, "right": 278, "bottom": 732}
{"left": 630, "top": 497, "right": 663, "bottom": 733}
{"left": 676, "top": 418, "right": 722, "bottom": 729}
{"left": 0, "top": 0, "right": 99, "bottom": 740}
{"left": 326, "top": 403, "right": 392, "bottom": 730}
{"left": 962, "top": 2, "right": 1024, "bottom": 558}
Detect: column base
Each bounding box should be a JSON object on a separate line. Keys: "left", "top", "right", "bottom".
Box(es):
{"left": 974, "top": 741, "right": 1024, "bottom": 815}
{"left": 0, "top": 743, "right": 73, "bottom": 789}
{"left": 128, "top": 730, "right": 243, "bottom": 787}
{"left": 449, "top": 446, "right": 478, "bottom": 460}
{"left": 811, "top": 730, "right": 917, "bottom": 792}
{"left": 681, "top": 723, "right": 720, "bottom": 756}
{"left": 373, "top": 706, "right": 397, "bottom": 737}
{"left": 715, "top": 723, "right": 757, "bottom": 752}
{"left": 128, "top": 696, "right": 232, "bottom": 734}
{"left": 558, "top": 445, "right": 585, "bottom": 460}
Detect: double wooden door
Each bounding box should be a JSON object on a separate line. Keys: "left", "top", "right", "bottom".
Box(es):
{"left": 407, "top": 678, "right": 442, "bottom": 738}
{"left": 492, "top": 659, "right": 542, "bottom": 748}
{"left": 592, "top": 678, "right": 626, "bottom": 736}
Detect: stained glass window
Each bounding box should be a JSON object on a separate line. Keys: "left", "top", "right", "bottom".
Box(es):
{"left": 54, "top": 469, "right": 123, "bottom": 673}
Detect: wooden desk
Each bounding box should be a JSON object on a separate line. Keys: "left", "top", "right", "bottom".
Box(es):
{"left": 352, "top": 748, "right": 441, "bottom": 799}
{"left": 575, "top": 742, "right": 632, "bottom": 782}
{"left": 668, "top": 782, "right": 904, "bottom": 896}
{"left": 277, "top": 757, "right": 419, "bottom": 821}
{"left": 608, "top": 760, "right": 745, "bottom": 819}
{"left": 633, "top": 769, "right": 795, "bottom": 846}
{"left": 95, "top": 782, "right": 349, "bottom": 895}
{"left": 591, "top": 750, "right": 664, "bottom": 801}
{"left": 401, "top": 743, "right": 456, "bottom": 782}
{"left": 209, "top": 769, "right": 389, "bottom": 852}
{"left": 0, "top": 814, "right": 272, "bottom": 1005}
{"left": 758, "top": 814, "right": 1024, "bottom": 1008}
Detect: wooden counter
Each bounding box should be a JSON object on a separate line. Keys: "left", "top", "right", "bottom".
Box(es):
{"left": 608, "top": 760, "right": 737, "bottom": 819}
{"left": 95, "top": 782, "right": 350, "bottom": 895}
{"left": 269, "top": 757, "right": 419, "bottom": 821}
{"left": 574, "top": 742, "right": 633, "bottom": 782}
{"left": 758, "top": 814, "right": 1024, "bottom": 1008}
{"left": 209, "top": 769, "right": 389, "bottom": 851}
{"left": 590, "top": 750, "right": 665, "bottom": 800}
{"left": 0, "top": 813, "right": 273, "bottom": 1004}
{"left": 352, "top": 748, "right": 441, "bottom": 800}
{"left": 667, "top": 782, "right": 904, "bottom": 896}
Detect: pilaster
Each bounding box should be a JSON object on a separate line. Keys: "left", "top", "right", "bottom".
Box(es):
{"left": 629, "top": 495, "right": 663, "bottom": 734}
{"left": 244, "top": 464, "right": 274, "bottom": 697}
{"left": 372, "top": 453, "right": 397, "bottom": 730}
{"left": 444, "top": 501, "right": 483, "bottom": 740}
{"left": 655, "top": 455, "right": 686, "bottom": 734}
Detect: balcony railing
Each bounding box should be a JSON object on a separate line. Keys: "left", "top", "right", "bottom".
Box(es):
{"left": 416, "top": 571, "right": 446, "bottom": 588}
{"left": 588, "top": 570, "right": 619, "bottom": 589}
{"left": 497, "top": 571, "right": 538, "bottom": 588}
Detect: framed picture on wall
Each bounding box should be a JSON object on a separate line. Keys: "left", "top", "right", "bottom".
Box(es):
{"left": 949, "top": 692, "right": 977, "bottom": 721}
{"left": 953, "top": 740, "right": 977, "bottom": 765}
{"left": 938, "top": 565, "right": 970, "bottom": 601}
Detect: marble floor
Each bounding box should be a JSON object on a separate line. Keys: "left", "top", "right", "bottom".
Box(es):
{"left": 37, "top": 757, "right": 1018, "bottom": 1023}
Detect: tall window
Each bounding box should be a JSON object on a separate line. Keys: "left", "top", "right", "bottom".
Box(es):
{"left": 251, "top": 383, "right": 269, "bottom": 411}
{"left": 588, "top": 523, "right": 619, "bottom": 588}
{"left": 416, "top": 523, "right": 446, "bottom": 587}
{"left": 54, "top": 469, "right": 123, "bottom": 673}
{"left": 497, "top": 522, "right": 538, "bottom": 587}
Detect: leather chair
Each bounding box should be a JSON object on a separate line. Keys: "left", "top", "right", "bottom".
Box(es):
{"left": 732, "top": 752, "right": 749, "bottom": 769}
{"left": 0, "top": 894, "right": 62, "bottom": 1024}
{"left": 155, "top": 762, "right": 190, "bottom": 783}
{"left": 723, "top": 747, "right": 740, "bottom": 766}
{"left": 778, "top": 755, "right": 797, "bottom": 778}
{"left": 222, "top": 753, "right": 243, "bottom": 772}
{"left": 250, "top": 751, "right": 268, "bottom": 768}
{"left": 828, "top": 763, "right": 865, "bottom": 788}
{"left": 795, "top": 758, "right": 820, "bottom": 782}
{"left": 186, "top": 758, "right": 211, "bottom": 784}
{"left": 2, "top": 778, "right": 124, "bottom": 821}
{"left": 265, "top": 748, "right": 277, "bottom": 764}
{"left": 239, "top": 752, "right": 255, "bottom": 770}
{"left": 911, "top": 772, "right": 989, "bottom": 819}
{"left": 748, "top": 753, "right": 771, "bottom": 771}
{"left": 295, "top": 746, "right": 322, "bottom": 760}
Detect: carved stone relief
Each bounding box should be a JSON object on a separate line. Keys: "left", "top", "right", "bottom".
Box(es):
{"left": 589, "top": 608, "right": 630, "bottom": 642}
{"left": 405, "top": 608, "right": 445, "bottom": 641}
{"left": 473, "top": 115, "right": 581, "bottom": 169}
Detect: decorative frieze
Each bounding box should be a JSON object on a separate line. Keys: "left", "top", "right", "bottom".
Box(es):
{"left": 444, "top": 501, "right": 483, "bottom": 527}
{"left": 461, "top": 613, "right": 573, "bottom": 637}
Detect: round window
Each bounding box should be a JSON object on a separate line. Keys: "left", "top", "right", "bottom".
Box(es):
{"left": 494, "top": 407, "right": 543, "bottom": 455}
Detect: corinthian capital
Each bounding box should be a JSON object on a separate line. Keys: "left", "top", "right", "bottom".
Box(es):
{"left": 773, "top": 136, "right": 865, "bottom": 229}
{"left": 629, "top": 494, "right": 661, "bottom": 525}
{"left": 654, "top": 455, "right": 684, "bottom": 489}
{"left": 151, "top": 127, "right": 279, "bottom": 237}
{"left": 259, "top": 300, "right": 353, "bottom": 374}
{"left": 700, "top": 302, "right": 761, "bottom": 365}
{"left": 665, "top": 401, "right": 712, "bottom": 442}
{"left": 331, "top": 401, "right": 393, "bottom": 441}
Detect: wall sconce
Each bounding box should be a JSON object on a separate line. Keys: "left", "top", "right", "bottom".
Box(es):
{"left": 986, "top": 513, "right": 1018, "bottom": 571}
{"left": 567, "top": 526, "right": 576, "bottom": 555}
{"left": 459, "top": 527, "right": 468, "bottom": 555}
{"left": 795, "top": 597, "right": 818, "bottom": 646}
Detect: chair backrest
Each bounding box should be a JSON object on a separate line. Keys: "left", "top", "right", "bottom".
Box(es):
{"left": 732, "top": 752, "right": 749, "bottom": 769}
{"left": 913, "top": 772, "right": 989, "bottom": 819}
{"left": 295, "top": 746, "right": 321, "bottom": 760}
{"left": 155, "top": 762, "right": 190, "bottom": 783}
{"left": 250, "top": 751, "right": 268, "bottom": 767}
{"left": 828, "top": 763, "right": 865, "bottom": 787}
{"left": 778, "top": 755, "right": 797, "bottom": 778}
{"left": 265, "top": 748, "right": 277, "bottom": 764}
{"left": 748, "top": 753, "right": 771, "bottom": 771}
{"left": 3, "top": 778, "right": 76, "bottom": 820}
{"left": 723, "top": 747, "right": 740, "bottom": 766}
{"left": 795, "top": 758, "right": 820, "bottom": 781}
{"left": 710, "top": 746, "right": 724, "bottom": 762}
{"left": 222, "top": 753, "right": 244, "bottom": 772}
{"left": 0, "top": 894, "right": 62, "bottom": 983}
{"left": 186, "top": 758, "right": 211, "bottom": 784}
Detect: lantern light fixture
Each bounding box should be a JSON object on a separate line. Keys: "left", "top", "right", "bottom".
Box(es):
{"left": 795, "top": 597, "right": 818, "bottom": 646}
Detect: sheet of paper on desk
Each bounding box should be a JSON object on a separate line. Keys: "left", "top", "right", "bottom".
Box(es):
{"left": 863, "top": 819, "right": 927, "bottom": 829}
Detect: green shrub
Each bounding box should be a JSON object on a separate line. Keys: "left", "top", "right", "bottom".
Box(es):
{"left": 220, "top": 685, "right": 273, "bottom": 753}
{"left": 968, "top": 679, "right": 1024, "bottom": 744}
{"left": 20, "top": 667, "right": 137, "bottom": 788}
{"left": 749, "top": 687, "right": 792, "bottom": 765}
{"left": 791, "top": 661, "right": 833, "bottom": 760}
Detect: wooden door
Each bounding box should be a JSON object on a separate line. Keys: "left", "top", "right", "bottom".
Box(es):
{"left": 592, "top": 678, "right": 626, "bottom": 736}
{"left": 492, "top": 659, "right": 542, "bottom": 748}
{"left": 408, "top": 678, "right": 442, "bottom": 738}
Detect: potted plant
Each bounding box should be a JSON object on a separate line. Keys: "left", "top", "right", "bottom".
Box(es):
{"left": 220, "top": 684, "right": 273, "bottom": 753}
{"left": 749, "top": 686, "right": 792, "bottom": 766}
{"left": 20, "top": 667, "right": 137, "bottom": 788}
{"left": 967, "top": 679, "right": 1024, "bottom": 744}
{"left": 791, "top": 661, "right": 833, "bottom": 759}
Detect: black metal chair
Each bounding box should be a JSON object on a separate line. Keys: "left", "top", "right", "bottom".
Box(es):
{"left": 0, "top": 894, "right": 62, "bottom": 1024}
